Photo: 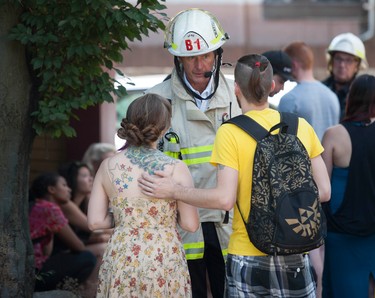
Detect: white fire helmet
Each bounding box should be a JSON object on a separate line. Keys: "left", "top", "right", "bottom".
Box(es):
{"left": 164, "top": 8, "right": 229, "bottom": 57}
{"left": 327, "top": 32, "right": 368, "bottom": 69}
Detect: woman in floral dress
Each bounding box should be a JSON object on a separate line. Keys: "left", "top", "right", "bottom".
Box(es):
{"left": 88, "top": 93, "right": 199, "bottom": 297}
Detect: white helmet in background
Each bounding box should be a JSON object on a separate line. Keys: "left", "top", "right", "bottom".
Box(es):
{"left": 164, "top": 8, "right": 229, "bottom": 57}
{"left": 327, "top": 32, "right": 368, "bottom": 70}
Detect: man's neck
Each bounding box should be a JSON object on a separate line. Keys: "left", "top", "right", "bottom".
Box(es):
{"left": 183, "top": 73, "right": 212, "bottom": 94}
{"left": 296, "top": 69, "right": 315, "bottom": 83}
{"left": 334, "top": 79, "right": 351, "bottom": 92}
{"left": 241, "top": 101, "right": 269, "bottom": 114}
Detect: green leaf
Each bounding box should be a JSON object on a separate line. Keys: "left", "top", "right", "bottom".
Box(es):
{"left": 7, "top": 0, "right": 166, "bottom": 138}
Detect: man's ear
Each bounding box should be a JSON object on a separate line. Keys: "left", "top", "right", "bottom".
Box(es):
{"left": 291, "top": 59, "right": 299, "bottom": 70}
{"left": 270, "top": 79, "right": 276, "bottom": 93}
{"left": 234, "top": 82, "right": 240, "bottom": 97}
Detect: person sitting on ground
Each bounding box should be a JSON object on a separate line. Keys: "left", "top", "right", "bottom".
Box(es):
{"left": 57, "top": 161, "right": 111, "bottom": 297}
{"left": 29, "top": 172, "right": 96, "bottom": 292}
{"left": 57, "top": 161, "right": 111, "bottom": 246}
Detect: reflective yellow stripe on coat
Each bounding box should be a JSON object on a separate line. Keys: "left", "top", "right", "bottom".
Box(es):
{"left": 183, "top": 242, "right": 228, "bottom": 260}
{"left": 183, "top": 242, "right": 205, "bottom": 260}
{"left": 181, "top": 145, "right": 213, "bottom": 165}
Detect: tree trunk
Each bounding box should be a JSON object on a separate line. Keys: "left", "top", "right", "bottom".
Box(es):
{"left": 0, "top": 3, "right": 36, "bottom": 297}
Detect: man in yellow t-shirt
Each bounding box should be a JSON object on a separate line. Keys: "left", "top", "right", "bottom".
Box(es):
{"left": 138, "top": 54, "right": 331, "bottom": 297}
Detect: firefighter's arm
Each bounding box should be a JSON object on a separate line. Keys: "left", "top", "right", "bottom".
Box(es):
{"left": 138, "top": 163, "right": 238, "bottom": 211}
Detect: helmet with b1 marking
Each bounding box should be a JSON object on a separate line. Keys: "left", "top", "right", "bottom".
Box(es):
{"left": 164, "top": 8, "right": 229, "bottom": 57}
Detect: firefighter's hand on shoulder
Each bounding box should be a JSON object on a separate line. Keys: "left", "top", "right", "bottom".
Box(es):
{"left": 138, "top": 170, "right": 177, "bottom": 199}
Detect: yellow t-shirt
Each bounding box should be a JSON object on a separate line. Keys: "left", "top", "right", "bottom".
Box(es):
{"left": 210, "top": 108, "right": 324, "bottom": 256}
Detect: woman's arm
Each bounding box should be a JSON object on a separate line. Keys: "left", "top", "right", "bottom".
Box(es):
{"left": 321, "top": 127, "right": 335, "bottom": 178}
{"left": 59, "top": 200, "right": 91, "bottom": 232}
{"left": 311, "top": 155, "right": 331, "bottom": 203}
{"left": 172, "top": 162, "right": 199, "bottom": 232}
{"left": 87, "top": 163, "right": 113, "bottom": 231}
{"left": 56, "top": 224, "right": 86, "bottom": 252}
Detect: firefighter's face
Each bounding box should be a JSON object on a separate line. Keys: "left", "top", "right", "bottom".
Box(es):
{"left": 331, "top": 52, "right": 360, "bottom": 83}
{"left": 179, "top": 52, "right": 215, "bottom": 93}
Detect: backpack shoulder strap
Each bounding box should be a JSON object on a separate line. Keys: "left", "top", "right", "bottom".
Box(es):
{"left": 280, "top": 112, "right": 298, "bottom": 135}
{"left": 224, "top": 115, "right": 268, "bottom": 142}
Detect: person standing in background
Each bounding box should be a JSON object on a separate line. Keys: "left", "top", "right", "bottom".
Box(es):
{"left": 322, "top": 32, "right": 368, "bottom": 120}
{"left": 262, "top": 50, "right": 294, "bottom": 98}
{"left": 146, "top": 8, "right": 242, "bottom": 297}
{"left": 278, "top": 41, "right": 340, "bottom": 140}
{"left": 82, "top": 143, "right": 117, "bottom": 176}
{"left": 321, "top": 74, "right": 375, "bottom": 298}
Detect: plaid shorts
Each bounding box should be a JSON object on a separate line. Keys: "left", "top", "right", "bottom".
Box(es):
{"left": 225, "top": 253, "right": 316, "bottom": 298}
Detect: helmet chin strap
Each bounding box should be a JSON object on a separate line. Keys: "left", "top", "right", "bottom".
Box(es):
{"left": 175, "top": 48, "right": 223, "bottom": 101}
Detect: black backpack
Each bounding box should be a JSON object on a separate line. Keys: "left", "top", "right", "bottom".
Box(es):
{"left": 225, "top": 112, "right": 326, "bottom": 255}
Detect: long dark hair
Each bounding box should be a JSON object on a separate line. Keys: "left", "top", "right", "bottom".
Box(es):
{"left": 58, "top": 161, "right": 90, "bottom": 199}
{"left": 117, "top": 93, "right": 172, "bottom": 149}
{"left": 343, "top": 74, "right": 375, "bottom": 123}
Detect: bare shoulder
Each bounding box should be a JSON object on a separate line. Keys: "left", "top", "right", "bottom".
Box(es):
{"left": 171, "top": 160, "right": 193, "bottom": 187}
{"left": 165, "top": 159, "right": 188, "bottom": 176}
{"left": 323, "top": 124, "right": 349, "bottom": 143}
{"left": 323, "top": 124, "right": 351, "bottom": 163}
{"left": 174, "top": 159, "right": 188, "bottom": 169}
{"left": 325, "top": 124, "right": 346, "bottom": 135}
{"left": 103, "top": 151, "right": 122, "bottom": 168}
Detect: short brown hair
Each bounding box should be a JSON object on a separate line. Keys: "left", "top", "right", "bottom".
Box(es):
{"left": 118, "top": 93, "right": 171, "bottom": 148}
{"left": 284, "top": 42, "right": 314, "bottom": 70}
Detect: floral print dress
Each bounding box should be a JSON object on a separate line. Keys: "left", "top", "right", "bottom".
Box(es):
{"left": 96, "top": 154, "right": 191, "bottom": 298}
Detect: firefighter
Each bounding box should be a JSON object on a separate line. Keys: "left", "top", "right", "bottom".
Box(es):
{"left": 146, "top": 8, "right": 241, "bottom": 298}
{"left": 322, "top": 32, "right": 368, "bottom": 120}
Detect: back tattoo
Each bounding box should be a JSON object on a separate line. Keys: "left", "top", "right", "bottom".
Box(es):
{"left": 124, "top": 146, "right": 177, "bottom": 175}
